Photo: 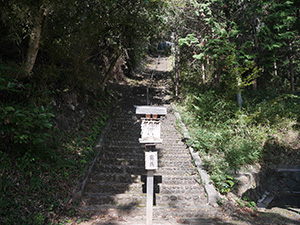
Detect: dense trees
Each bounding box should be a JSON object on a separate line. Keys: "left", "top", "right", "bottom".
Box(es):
{"left": 0, "top": 0, "right": 165, "bottom": 88}
{"left": 0, "top": 2, "right": 167, "bottom": 223}
{"left": 2, "top": 0, "right": 297, "bottom": 101}
{"left": 0, "top": 0, "right": 169, "bottom": 158}
{"left": 176, "top": 0, "right": 299, "bottom": 94}
{"left": 171, "top": 0, "right": 299, "bottom": 194}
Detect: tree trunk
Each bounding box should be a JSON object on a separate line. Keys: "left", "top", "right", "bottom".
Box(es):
{"left": 252, "top": 78, "right": 257, "bottom": 91}
{"left": 289, "top": 57, "right": 295, "bottom": 92}
{"left": 253, "top": 56, "right": 258, "bottom": 91}
{"left": 214, "top": 59, "right": 219, "bottom": 88}
{"left": 23, "top": 12, "right": 44, "bottom": 77}
{"left": 236, "top": 65, "right": 243, "bottom": 110}
{"left": 101, "top": 53, "right": 121, "bottom": 90}
{"left": 174, "top": 30, "right": 179, "bottom": 97}
{"left": 274, "top": 61, "right": 279, "bottom": 88}
{"left": 207, "top": 56, "right": 210, "bottom": 81}
{"left": 288, "top": 42, "right": 295, "bottom": 92}
{"left": 201, "top": 63, "right": 206, "bottom": 84}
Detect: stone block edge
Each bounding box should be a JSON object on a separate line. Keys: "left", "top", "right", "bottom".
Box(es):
{"left": 72, "top": 119, "right": 113, "bottom": 200}
{"left": 171, "top": 103, "right": 219, "bottom": 205}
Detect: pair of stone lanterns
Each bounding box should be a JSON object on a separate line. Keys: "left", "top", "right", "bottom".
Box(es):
{"left": 135, "top": 106, "right": 167, "bottom": 225}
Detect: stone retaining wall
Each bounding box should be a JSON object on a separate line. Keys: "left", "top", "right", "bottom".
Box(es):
{"left": 236, "top": 165, "right": 300, "bottom": 207}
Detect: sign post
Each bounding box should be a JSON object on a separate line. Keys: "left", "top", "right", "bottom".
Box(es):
{"left": 135, "top": 106, "right": 166, "bottom": 225}
{"left": 145, "top": 151, "right": 157, "bottom": 225}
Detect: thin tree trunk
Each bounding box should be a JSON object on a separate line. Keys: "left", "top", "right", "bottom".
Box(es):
{"left": 252, "top": 78, "right": 257, "bottom": 91}
{"left": 175, "top": 30, "right": 179, "bottom": 97}
{"left": 23, "top": 11, "right": 45, "bottom": 77}
{"left": 274, "top": 61, "right": 279, "bottom": 88}
{"left": 206, "top": 56, "right": 210, "bottom": 81}
{"left": 288, "top": 42, "right": 295, "bottom": 92}
{"left": 236, "top": 65, "right": 243, "bottom": 110}
{"left": 101, "top": 53, "right": 121, "bottom": 90}
{"left": 289, "top": 57, "right": 295, "bottom": 92}
{"left": 214, "top": 59, "right": 219, "bottom": 88}
{"left": 201, "top": 63, "right": 206, "bottom": 84}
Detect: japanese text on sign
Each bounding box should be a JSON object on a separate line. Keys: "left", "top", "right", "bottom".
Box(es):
{"left": 145, "top": 152, "right": 158, "bottom": 170}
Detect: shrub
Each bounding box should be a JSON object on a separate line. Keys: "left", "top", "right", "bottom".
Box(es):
{"left": 1, "top": 104, "right": 54, "bottom": 152}
{"left": 0, "top": 72, "right": 54, "bottom": 153}
{"left": 177, "top": 88, "right": 298, "bottom": 194}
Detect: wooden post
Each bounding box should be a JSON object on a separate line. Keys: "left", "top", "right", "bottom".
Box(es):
{"left": 145, "top": 149, "right": 157, "bottom": 225}
{"left": 146, "top": 170, "right": 154, "bottom": 225}
{"left": 135, "top": 106, "right": 167, "bottom": 225}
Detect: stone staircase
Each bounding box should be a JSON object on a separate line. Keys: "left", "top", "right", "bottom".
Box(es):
{"left": 79, "top": 59, "right": 221, "bottom": 222}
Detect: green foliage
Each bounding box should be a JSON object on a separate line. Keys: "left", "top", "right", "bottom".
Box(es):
{"left": 211, "top": 171, "right": 235, "bottom": 194}
{"left": 0, "top": 72, "right": 54, "bottom": 152}
{"left": 246, "top": 92, "right": 300, "bottom": 127}
{"left": 1, "top": 104, "right": 54, "bottom": 146}
{"left": 179, "top": 33, "right": 199, "bottom": 47}
{"left": 190, "top": 90, "right": 235, "bottom": 127}
{"left": 174, "top": 0, "right": 300, "bottom": 194}
{"left": 178, "top": 87, "right": 299, "bottom": 194}
{"left": 243, "top": 196, "right": 257, "bottom": 210}
{"left": 0, "top": 62, "right": 113, "bottom": 224}
{"left": 177, "top": 0, "right": 300, "bottom": 94}
{"left": 0, "top": 98, "right": 111, "bottom": 224}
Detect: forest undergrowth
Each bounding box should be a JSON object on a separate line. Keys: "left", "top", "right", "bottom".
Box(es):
{"left": 177, "top": 87, "right": 300, "bottom": 195}
{"left": 0, "top": 69, "right": 119, "bottom": 224}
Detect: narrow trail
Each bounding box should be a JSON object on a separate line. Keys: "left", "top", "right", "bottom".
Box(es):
{"left": 76, "top": 57, "right": 223, "bottom": 224}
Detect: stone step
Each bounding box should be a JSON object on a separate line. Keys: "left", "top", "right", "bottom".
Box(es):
{"left": 158, "top": 143, "right": 187, "bottom": 147}
{"left": 84, "top": 181, "right": 204, "bottom": 196}
{"left": 108, "top": 128, "right": 140, "bottom": 134}
{"left": 97, "top": 149, "right": 190, "bottom": 159}
{"left": 98, "top": 152, "right": 144, "bottom": 159}
{"left": 159, "top": 160, "right": 192, "bottom": 167}
{"left": 88, "top": 173, "right": 141, "bottom": 183}
{"left": 108, "top": 128, "right": 140, "bottom": 133}
{"left": 108, "top": 127, "right": 140, "bottom": 132}
{"left": 80, "top": 203, "right": 217, "bottom": 220}
{"left": 100, "top": 145, "right": 189, "bottom": 154}
{"left": 101, "top": 145, "right": 143, "bottom": 150}
{"left": 78, "top": 74, "right": 217, "bottom": 221}
{"left": 97, "top": 153, "right": 144, "bottom": 160}
{"left": 96, "top": 158, "right": 193, "bottom": 168}
{"left": 97, "top": 152, "right": 190, "bottom": 160}
{"left": 111, "top": 122, "right": 139, "bottom": 127}
{"left": 160, "top": 134, "right": 182, "bottom": 138}
{"left": 104, "top": 137, "right": 140, "bottom": 143}
{"left": 92, "top": 164, "right": 195, "bottom": 176}
{"left": 152, "top": 205, "right": 219, "bottom": 219}
{"left": 82, "top": 192, "right": 207, "bottom": 208}
{"left": 107, "top": 141, "right": 142, "bottom": 146}
{"left": 93, "top": 164, "right": 144, "bottom": 174}
{"left": 157, "top": 183, "right": 204, "bottom": 195}
{"left": 155, "top": 167, "right": 196, "bottom": 176}
{"left": 88, "top": 173, "right": 200, "bottom": 185}
{"left": 110, "top": 120, "right": 138, "bottom": 124}
{"left": 96, "top": 158, "right": 145, "bottom": 168}
{"left": 84, "top": 182, "right": 143, "bottom": 194}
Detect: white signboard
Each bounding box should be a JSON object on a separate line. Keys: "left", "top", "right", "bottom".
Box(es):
{"left": 135, "top": 106, "right": 167, "bottom": 115}
{"left": 139, "top": 120, "right": 162, "bottom": 144}
{"left": 145, "top": 152, "right": 158, "bottom": 170}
